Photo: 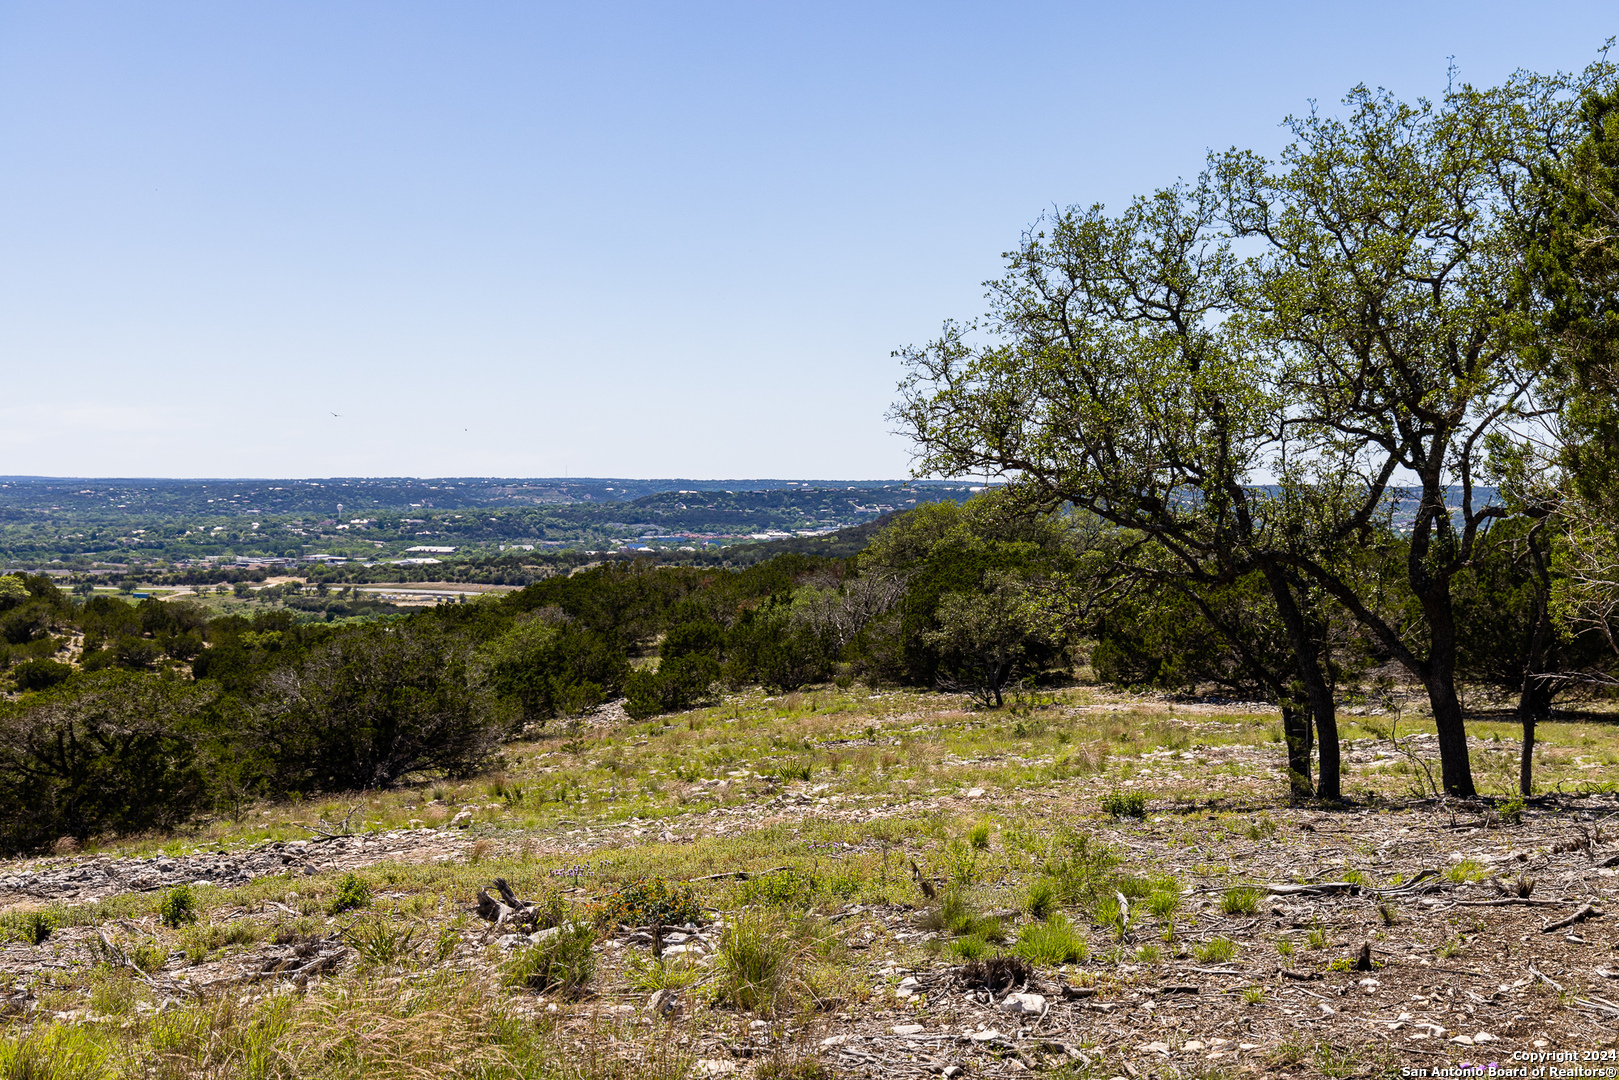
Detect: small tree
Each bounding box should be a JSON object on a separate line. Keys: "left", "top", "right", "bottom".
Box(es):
{"left": 923, "top": 571, "right": 1053, "bottom": 706}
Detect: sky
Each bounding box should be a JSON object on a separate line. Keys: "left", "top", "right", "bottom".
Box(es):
{"left": 0, "top": 3, "right": 1613, "bottom": 480}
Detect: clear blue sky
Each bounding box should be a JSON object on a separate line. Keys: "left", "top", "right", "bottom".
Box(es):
{"left": 1, "top": 3, "right": 1612, "bottom": 479}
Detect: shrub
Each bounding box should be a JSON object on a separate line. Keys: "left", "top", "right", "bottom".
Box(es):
{"left": 130, "top": 939, "right": 167, "bottom": 973}
{"left": 967, "top": 822, "right": 991, "bottom": 850}
{"left": 0, "top": 908, "right": 60, "bottom": 945}
{"left": 1498, "top": 794, "right": 1525, "bottom": 825}
{"left": 738, "top": 869, "right": 818, "bottom": 910}
{"left": 505, "top": 922, "right": 596, "bottom": 996}
{"left": 158, "top": 884, "right": 198, "bottom": 927}
{"left": 248, "top": 622, "right": 500, "bottom": 791}
{"left": 0, "top": 671, "right": 210, "bottom": 851}
{"left": 1101, "top": 789, "right": 1147, "bottom": 818}
{"left": 327, "top": 873, "right": 372, "bottom": 915}
{"left": 596, "top": 877, "right": 704, "bottom": 929}
{"left": 1038, "top": 830, "right": 1119, "bottom": 905}
{"left": 1013, "top": 915, "right": 1090, "bottom": 964}
{"left": 11, "top": 659, "right": 73, "bottom": 693}
{"left": 624, "top": 652, "right": 721, "bottom": 720}
{"left": 1219, "top": 886, "right": 1263, "bottom": 916}
{"left": 1245, "top": 815, "right": 1278, "bottom": 840}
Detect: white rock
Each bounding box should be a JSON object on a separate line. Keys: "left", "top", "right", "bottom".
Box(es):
{"left": 1474, "top": 1032, "right": 1497, "bottom": 1043}
{"left": 529, "top": 926, "right": 561, "bottom": 943}
{"left": 662, "top": 943, "right": 705, "bottom": 958}
{"left": 1183, "top": 1040, "right": 1204, "bottom": 1051}
{"left": 966, "top": 788, "right": 986, "bottom": 798}
{"left": 969, "top": 1029, "right": 1003, "bottom": 1043}
{"left": 892, "top": 1024, "right": 925, "bottom": 1036}
{"left": 820, "top": 1034, "right": 851, "bottom": 1047}
{"left": 1451, "top": 1035, "right": 1475, "bottom": 1046}
{"left": 694, "top": 1062, "right": 737, "bottom": 1077}
{"left": 1000, "top": 992, "right": 1048, "bottom": 1017}
{"left": 450, "top": 811, "right": 473, "bottom": 828}
{"left": 1137, "top": 1041, "right": 1171, "bottom": 1054}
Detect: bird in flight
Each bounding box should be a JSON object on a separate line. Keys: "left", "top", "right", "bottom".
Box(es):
{"left": 331, "top": 412, "right": 342, "bottom": 417}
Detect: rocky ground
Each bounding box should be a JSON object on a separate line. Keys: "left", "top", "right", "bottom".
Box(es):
{"left": 4, "top": 695, "right": 1619, "bottom": 1078}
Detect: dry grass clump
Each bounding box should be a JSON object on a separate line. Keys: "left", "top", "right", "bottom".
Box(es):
{"left": 0, "top": 969, "right": 688, "bottom": 1080}
{"left": 712, "top": 910, "right": 809, "bottom": 1016}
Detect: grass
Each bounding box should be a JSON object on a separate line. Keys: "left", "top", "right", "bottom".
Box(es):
{"left": 1194, "top": 936, "right": 1237, "bottom": 962}
{"left": 712, "top": 911, "right": 802, "bottom": 1016}
{"left": 503, "top": 921, "right": 596, "bottom": 996}
{"left": 1145, "top": 888, "right": 1182, "bottom": 918}
{"left": 1013, "top": 915, "right": 1091, "bottom": 964}
{"left": 349, "top": 917, "right": 421, "bottom": 969}
{"left": 1219, "top": 885, "right": 1263, "bottom": 915}
{"left": 1437, "top": 936, "right": 1468, "bottom": 959}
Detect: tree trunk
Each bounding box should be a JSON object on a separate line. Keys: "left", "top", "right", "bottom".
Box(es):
{"left": 1405, "top": 490, "right": 1477, "bottom": 798}
{"left": 1517, "top": 521, "right": 1555, "bottom": 798}
{"left": 1261, "top": 563, "right": 1338, "bottom": 800}
{"left": 1280, "top": 704, "right": 1313, "bottom": 803}
{"left": 1418, "top": 597, "right": 1476, "bottom": 797}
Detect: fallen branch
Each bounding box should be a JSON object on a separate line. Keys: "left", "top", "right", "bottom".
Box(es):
{"left": 1579, "top": 994, "right": 1619, "bottom": 1017}
{"left": 306, "top": 803, "right": 365, "bottom": 841}
{"left": 685, "top": 866, "right": 793, "bottom": 883}
{"left": 1541, "top": 903, "right": 1601, "bottom": 933}
{"left": 1263, "top": 881, "right": 1358, "bottom": 896}
{"left": 95, "top": 931, "right": 159, "bottom": 988}
{"left": 1452, "top": 897, "right": 1569, "bottom": 908}
{"left": 1529, "top": 964, "right": 1564, "bottom": 993}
